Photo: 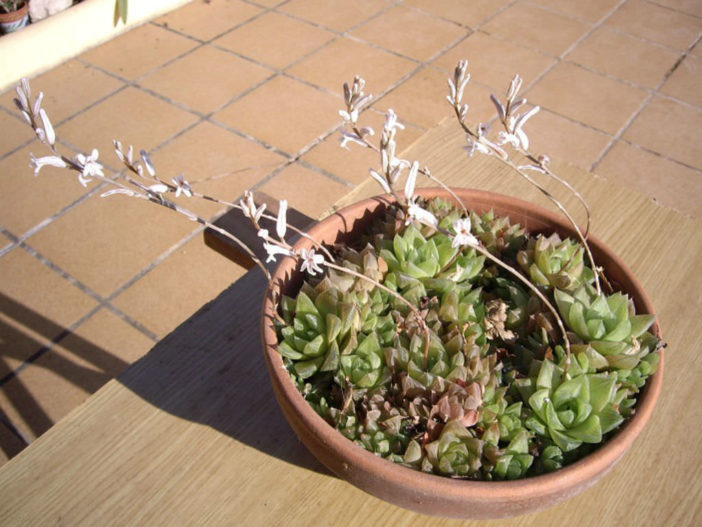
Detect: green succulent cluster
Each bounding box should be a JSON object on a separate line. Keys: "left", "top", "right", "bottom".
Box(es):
{"left": 517, "top": 233, "right": 594, "bottom": 291}
{"left": 275, "top": 198, "right": 662, "bottom": 480}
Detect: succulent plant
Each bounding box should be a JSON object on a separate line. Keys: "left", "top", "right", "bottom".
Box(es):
{"left": 516, "top": 359, "right": 624, "bottom": 452}
{"left": 517, "top": 233, "right": 594, "bottom": 291}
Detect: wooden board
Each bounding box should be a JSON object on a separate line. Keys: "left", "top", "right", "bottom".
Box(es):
{"left": 0, "top": 118, "right": 700, "bottom": 526}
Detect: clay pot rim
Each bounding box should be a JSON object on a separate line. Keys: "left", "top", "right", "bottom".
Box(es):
{"left": 260, "top": 188, "right": 663, "bottom": 512}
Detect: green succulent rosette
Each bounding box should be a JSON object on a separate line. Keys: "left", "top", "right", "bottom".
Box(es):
{"left": 516, "top": 359, "right": 624, "bottom": 452}
{"left": 517, "top": 233, "right": 594, "bottom": 291}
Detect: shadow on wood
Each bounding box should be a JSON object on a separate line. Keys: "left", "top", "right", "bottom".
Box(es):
{"left": 116, "top": 265, "right": 330, "bottom": 476}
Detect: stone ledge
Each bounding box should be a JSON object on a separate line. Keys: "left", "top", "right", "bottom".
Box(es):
{"left": 0, "top": 0, "right": 192, "bottom": 93}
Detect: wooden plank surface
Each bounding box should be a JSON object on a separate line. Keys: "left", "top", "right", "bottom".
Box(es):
{"left": 0, "top": 118, "right": 700, "bottom": 526}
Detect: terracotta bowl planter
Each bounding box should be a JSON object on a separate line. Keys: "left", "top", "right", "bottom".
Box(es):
{"left": 260, "top": 188, "right": 663, "bottom": 519}
{"left": 0, "top": 2, "right": 29, "bottom": 34}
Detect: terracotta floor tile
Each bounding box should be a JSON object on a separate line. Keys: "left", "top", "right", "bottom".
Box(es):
{"left": 432, "top": 31, "right": 554, "bottom": 91}
{"left": 58, "top": 308, "right": 155, "bottom": 370}
{"left": 373, "top": 67, "right": 456, "bottom": 129}
{"left": 286, "top": 37, "right": 416, "bottom": 98}
{"left": 0, "top": 142, "right": 88, "bottom": 236}
{"left": 214, "top": 12, "right": 335, "bottom": 69}
{"left": 652, "top": 0, "right": 702, "bottom": 17}
{"left": 660, "top": 55, "right": 702, "bottom": 107}
{"left": 566, "top": 27, "right": 680, "bottom": 89}
{"left": 525, "top": 0, "right": 620, "bottom": 22}
{"left": 596, "top": 141, "right": 702, "bottom": 217}
{"left": 258, "top": 163, "right": 349, "bottom": 218}
{"left": 0, "top": 111, "right": 34, "bottom": 158}
{"left": 522, "top": 109, "right": 612, "bottom": 168}
{"left": 0, "top": 247, "right": 99, "bottom": 367}
{"left": 605, "top": 0, "right": 702, "bottom": 51}
{"left": 248, "top": 0, "right": 283, "bottom": 6}
{"left": 302, "top": 110, "right": 422, "bottom": 185}
{"left": 0, "top": 339, "right": 114, "bottom": 441}
{"left": 0, "top": 61, "right": 124, "bottom": 126}
{"left": 112, "top": 237, "right": 246, "bottom": 339}
{"left": 481, "top": 2, "right": 590, "bottom": 57}
{"left": 622, "top": 96, "right": 702, "bottom": 168}
{"left": 80, "top": 24, "right": 199, "bottom": 80}
{"left": 278, "top": 0, "right": 389, "bottom": 32}
{"left": 29, "top": 192, "right": 195, "bottom": 298}
{"left": 403, "top": 0, "right": 511, "bottom": 27}
{"left": 148, "top": 121, "right": 286, "bottom": 219}
{"left": 350, "top": 5, "right": 467, "bottom": 62}
{"left": 527, "top": 62, "right": 648, "bottom": 134}
{"left": 212, "top": 75, "right": 342, "bottom": 155}
{"left": 57, "top": 87, "right": 199, "bottom": 166}
{"left": 155, "top": 0, "right": 262, "bottom": 41}
{"left": 140, "top": 46, "right": 272, "bottom": 114}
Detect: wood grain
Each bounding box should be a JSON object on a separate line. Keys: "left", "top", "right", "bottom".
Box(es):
{"left": 0, "top": 118, "right": 699, "bottom": 526}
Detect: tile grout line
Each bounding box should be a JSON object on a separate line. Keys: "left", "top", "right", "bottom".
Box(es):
{"left": 590, "top": 33, "right": 702, "bottom": 172}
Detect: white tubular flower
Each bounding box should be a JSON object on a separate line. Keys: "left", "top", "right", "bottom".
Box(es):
{"left": 276, "top": 199, "right": 288, "bottom": 240}
{"left": 369, "top": 169, "right": 392, "bottom": 193}
{"left": 257, "top": 228, "right": 269, "bottom": 239}
{"left": 406, "top": 198, "right": 439, "bottom": 229}
{"left": 451, "top": 217, "right": 478, "bottom": 248}
{"left": 496, "top": 131, "right": 521, "bottom": 149}
{"left": 39, "top": 108, "right": 55, "bottom": 146}
{"left": 404, "top": 161, "right": 419, "bottom": 202}
{"left": 263, "top": 242, "right": 294, "bottom": 263}
{"left": 465, "top": 136, "right": 490, "bottom": 157}
{"left": 140, "top": 150, "right": 156, "bottom": 177}
{"left": 240, "top": 190, "right": 266, "bottom": 222}
{"left": 73, "top": 149, "right": 104, "bottom": 187}
{"left": 383, "top": 109, "right": 405, "bottom": 132}
{"left": 100, "top": 188, "right": 137, "bottom": 198}
{"left": 29, "top": 154, "right": 67, "bottom": 176}
{"left": 300, "top": 248, "right": 325, "bottom": 276}
{"left": 338, "top": 108, "right": 358, "bottom": 124}
{"left": 172, "top": 174, "right": 192, "bottom": 198}
{"left": 147, "top": 183, "right": 169, "bottom": 195}
{"left": 339, "top": 130, "right": 366, "bottom": 150}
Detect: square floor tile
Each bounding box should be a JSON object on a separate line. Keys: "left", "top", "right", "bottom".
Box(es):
{"left": 403, "top": 0, "right": 510, "bottom": 27}
{"left": 373, "top": 67, "right": 456, "bottom": 129}
{"left": 214, "top": 12, "right": 335, "bottom": 69}
{"left": 155, "top": 0, "right": 262, "bottom": 41}
{"left": 212, "top": 75, "right": 342, "bottom": 155}
{"left": 59, "top": 308, "right": 156, "bottom": 371}
{"left": 0, "top": 61, "right": 124, "bottom": 125}
{"left": 302, "top": 110, "right": 422, "bottom": 185}
{"left": 622, "top": 96, "right": 702, "bottom": 168}
{"left": 0, "top": 246, "right": 99, "bottom": 367}
{"left": 0, "top": 110, "right": 34, "bottom": 158}
{"left": 57, "top": 87, "right": 199, "bottom": 166}
{"left": 80, "top": 24, "right": 199, "bottom": 80}
{"left": 286, "top": 37, "right": 416, "bottom": 97}
{"left": 660, "top": 55, "right": 702, "bottom": 107}
{"left": 0, "top": 142, "right": 89, "bottom": 236}
{"left": 148, "top": 121, "right": 286, "bottom": 219}
{"left": 29, "top": 191, "right": 196, "bottom": 298}
{"left": 140, "top": 46, "right": 272, "bottom": 114}
{"left": 258, "top": 162, "right": 350, "bottom": 218}
{"left": 521, "top": 108, "right": 612, "bottom": 168}
{"left": 605, "top": 0, "right": 702, "bottom": 51}
{"left": 0, "top": 414, "right": 26, "bottom": 464}
{"left": 566, "top": 27, "right": 680, "bottom": 88}
{"left": 112, "top": 237, "right": 246, "bottom": 339}
{"left": 433, "top": 31, "right": 554, "bottom": 91}
{"left": 481, "top": 2, "right": 590, "bottom": 57}
{"left": 278, "top": 0, "right": 389, "bottom": 32}
{"left": 350, "top": 5, "right": 467, "bottom": 62}
{"left": 527, "top": 62, "right": 648, "bottom": 134}
{"left": 597, "top": 141, "right": 702, "bottom": 217}
{"left": 526, "top": 0, "right": 620, "bottom": 22}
